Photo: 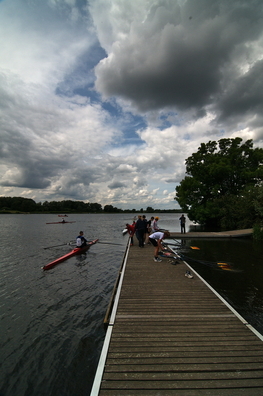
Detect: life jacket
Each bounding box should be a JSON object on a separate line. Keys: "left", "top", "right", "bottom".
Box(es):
{"left": 76, "top": 236, "right": 82, "bottom": 247}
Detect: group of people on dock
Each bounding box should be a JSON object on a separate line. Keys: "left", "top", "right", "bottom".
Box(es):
{"left": 126, "top": 216, "right": 170, "bottom": 262}
{"left": 125, "top": 215, "right": 160, "bottom": 246}
{"left": 125, "top": 214, "right": 190, "bottom": 266}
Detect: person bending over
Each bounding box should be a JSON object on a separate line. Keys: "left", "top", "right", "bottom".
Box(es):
{"left": 149, "top": 231, "right": 170, "bottom": 262}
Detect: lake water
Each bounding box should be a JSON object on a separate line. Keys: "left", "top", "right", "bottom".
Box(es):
{"left": 1, "top": 213, "right": 263, "bottom": 396}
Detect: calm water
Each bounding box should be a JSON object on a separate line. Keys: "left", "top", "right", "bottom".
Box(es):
{"left": 1, "top": 213, "right": 263, "bottom": 396}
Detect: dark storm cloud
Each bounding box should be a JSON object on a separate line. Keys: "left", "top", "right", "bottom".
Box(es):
{"left": 218, "top": 60, "right": 263, "bottom": 121}
{"left": 108, "top": 181, "right": 127, "bottom": 189}
{"left": 95, "top": 0, "right": 263, "bottom": 117}
{"left": 0, "top": 129, "right": 68, "bottom": 189}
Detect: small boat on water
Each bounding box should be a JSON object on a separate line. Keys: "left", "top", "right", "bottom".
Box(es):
{"left": 58, "top": 214, "right": 68, "bottom": 217}
{"left": 42, "top": 239, "right": 99, "bottom": 270}
{"left": 122, "top": 228, "right": 128, "bottom": 235}
{"left": 46, "top": 221, "right": 76, "bottom": 224}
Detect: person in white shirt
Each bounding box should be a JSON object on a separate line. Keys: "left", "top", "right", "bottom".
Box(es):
{"left": 149, "top": 231, "right": 170, "bottom": 262}
{"left": 152, "top": 216, "right": 160, "bottom": 231}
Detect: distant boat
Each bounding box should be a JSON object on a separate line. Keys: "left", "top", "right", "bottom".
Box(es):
{"left": 58, "top": 214, "right": 68, "bottom": 217}
{"left": 46, "top": 221, "right": 76, "bottom": 224}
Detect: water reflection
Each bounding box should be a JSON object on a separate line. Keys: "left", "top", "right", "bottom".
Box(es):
{"left": 172, "top": 236, "right": 263, "bottom": 334}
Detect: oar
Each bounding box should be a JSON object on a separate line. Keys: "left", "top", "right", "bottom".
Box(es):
{"left": 172, "top": 238, "right": 200, "bottom": 250}
{"left": 163, "top": 242, "right": 181, "bottom": 247}
{"left": 97, "top": 241, "right": 123, "bottom": 246}
{"left": 175, "top": 252, "right": 231, "bottom": 270}
{"left": 164, "top": 242, "right": 200, "bottom": 250}
{"left": 44, "top": 242, "right": 70, "bottom": 249}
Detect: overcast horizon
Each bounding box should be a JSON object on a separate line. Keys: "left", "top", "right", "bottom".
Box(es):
{"left": 1, "top": 0, "right": 263, "bottom": 210}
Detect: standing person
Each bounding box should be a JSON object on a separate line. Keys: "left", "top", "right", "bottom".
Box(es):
{"left": 148, "top": 217, "right": 154, "bottom": 232}
{"left": 142, "top": 215, "right": 148, "bottom": 243}
{"left": 152, "top": 216, "right": 160, "bottom": 232}
{"left": 149, "top": 231, "right": 170, "bottom": 262}
{"left": 126, "top": 223, "right": 135, "bottom": 246}
{"left": 179, "top": 214, "right": 186, "bottom": 234}
{"left": 145, "top": 216, "right": 153, "bottom": 244}
{"left": 135, "top": 215, "right": 145, "bottom": 247}
{"left": 76, "top": 231, "right": 87, "bottom": 247}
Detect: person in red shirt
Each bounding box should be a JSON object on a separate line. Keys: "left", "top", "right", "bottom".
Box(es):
{"left": 126, "top": 223, "right": 135, "bottom": 245}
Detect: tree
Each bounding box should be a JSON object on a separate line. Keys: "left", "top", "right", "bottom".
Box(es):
{"left": 104, "top": 204, "right": 119, "bottom": 213}
{"left": 146, "top": 206, "right": 154, "bottom": 212}
{"left": 175, "top": 138, "right": 263, "bottom": 229}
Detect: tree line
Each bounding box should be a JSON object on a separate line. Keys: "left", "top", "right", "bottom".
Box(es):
{"left": 0, "top": 197, "right": 181, "bottom": 214}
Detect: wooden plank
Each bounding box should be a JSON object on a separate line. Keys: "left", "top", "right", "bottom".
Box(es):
{"left": 100, "top": 378, "right": 263, "bottom": 389}
{"left": 99, "top": 390, "right": 263, "bottom": 396}
{"left": 102, "top": 370, "right": 263, "bottom": 380}
{"left": 103, "top": 362, "right": 263, "bottom": 372}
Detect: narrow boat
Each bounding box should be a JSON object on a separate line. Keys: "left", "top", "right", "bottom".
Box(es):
{"left": 42, "top": 239, "right": 99, "bottom": 270}
{"left": 46, "top": 221, "right": 76, "bottom": 224}
{"left": 58, "top": 214, "right": 68, "bottom": 217}
{"left": 122, "top": 228, "right": 128, "bottom": 235}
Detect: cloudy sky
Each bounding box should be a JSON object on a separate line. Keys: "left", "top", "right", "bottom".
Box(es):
{"left": 1, "top": 0, "right": 263, "bottom": 210}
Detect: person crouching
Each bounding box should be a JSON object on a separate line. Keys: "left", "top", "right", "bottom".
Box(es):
{"left": 149, "top": 231, "right": 170, "bottom": 262}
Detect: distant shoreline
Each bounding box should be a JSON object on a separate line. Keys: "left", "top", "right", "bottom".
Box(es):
{"left": 0, "top": 210, "right": 183, "bottom": 215}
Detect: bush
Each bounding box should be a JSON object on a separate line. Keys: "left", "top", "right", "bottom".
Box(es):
{"left": 253, "top": 224, "right": 263, "bottom": 240}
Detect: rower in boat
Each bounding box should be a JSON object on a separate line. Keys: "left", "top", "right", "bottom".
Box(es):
{"left": 42, "top": 239, "right": 98, "bottom": 270}
{"left": 76, "top": 231, "right": 88, "bottom": 247}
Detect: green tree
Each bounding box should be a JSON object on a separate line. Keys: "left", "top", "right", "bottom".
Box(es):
{"left": 104, "top": 204, "right": 119, "bottom": 213}
{"left": 175, "top": 138, "right": 263, "bottom": 229}
{"left": 146, "top": 206, "right": 154, "bottom": 212}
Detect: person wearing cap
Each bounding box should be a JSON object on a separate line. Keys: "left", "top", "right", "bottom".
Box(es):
{"left": 149, "top": 231, "right": 170, "bottom": 262}
{"left": 152, "top": 216, "right": 160, "bottom": 232}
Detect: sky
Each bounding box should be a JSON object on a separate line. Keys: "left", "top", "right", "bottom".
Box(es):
{"left": 1, "top": 0, "right": 263, "bottom": 210}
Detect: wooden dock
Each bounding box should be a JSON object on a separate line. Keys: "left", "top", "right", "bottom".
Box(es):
{"left": 91, "top": 240, "right": 263, "bottom": 396}
{"left": 170, "top": 228, "right": 253, "bottom": 238}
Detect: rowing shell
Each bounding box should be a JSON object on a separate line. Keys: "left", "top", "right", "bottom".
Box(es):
{"left": 46, "top": 221, "right": 76, "bottom": 224}
{"left": 42, "top": 239, "right": 99, "bottom": 270}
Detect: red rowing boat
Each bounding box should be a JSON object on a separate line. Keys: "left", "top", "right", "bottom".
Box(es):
{"left": 46, "top": 221, "right": 76, "bottom": 224}
{"left": 42, "top": 239, "right": 99, "bottom": 270}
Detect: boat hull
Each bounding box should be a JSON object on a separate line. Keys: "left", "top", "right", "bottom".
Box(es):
{"left": 46, "top": 221, "right": 76, "bottom": 224}
{"left": 42, "top": 239, "right": 98, "bottom": 270}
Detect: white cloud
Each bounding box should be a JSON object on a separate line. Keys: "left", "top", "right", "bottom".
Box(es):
{"left": 1, "top": 0, "right": 263, "bottom": 210}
